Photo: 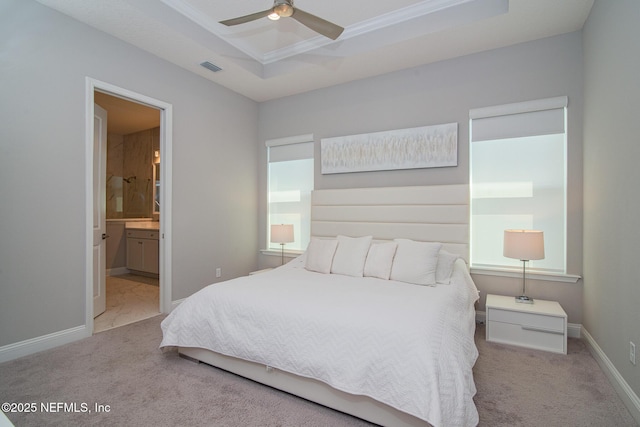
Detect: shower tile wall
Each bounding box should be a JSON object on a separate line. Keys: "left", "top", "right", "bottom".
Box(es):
{"left": 123, "top": 129, "right": 152, "bottom": 218}
{"left": 106, "top": 127, "right": 159, "bottom": 219}
{"left": 107, "top": 133, "right": 124, "bottom": 219}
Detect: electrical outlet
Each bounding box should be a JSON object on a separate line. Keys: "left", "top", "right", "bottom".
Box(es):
{"left": 631, "top": 341, "right": 636, "bottom": 365}
{"left": 216, "top": 267, "right": 221, "bottom": 278}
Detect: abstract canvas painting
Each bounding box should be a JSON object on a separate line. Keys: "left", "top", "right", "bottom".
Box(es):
{"left": 321, "top": 123, "right": 458, "bottom": 174}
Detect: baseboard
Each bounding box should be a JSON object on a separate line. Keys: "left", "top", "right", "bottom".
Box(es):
{"left": 475, "top": 311, "right": 582, "bottom": 338}
{"left": 582, "top": 327, "right": 640, "bottom": 425}
{"left": 567, "top": 323, "right": 582, "bottom": 339}
{"left": 107, "top": 267, "right": 129, "bottom": 276}
{"left": 0, "top": 300, "right": 181, "bottom": 363}
{"left": 171, "top": 298, "right": 184, "bottom": 312}
{"left": 0, "top": 325, "right": 90, "bottom": 363}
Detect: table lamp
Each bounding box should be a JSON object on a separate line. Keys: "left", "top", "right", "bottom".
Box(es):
{"left": 271, "top": 224, "right": 294, "bottom": 265}
{"left": 503, "top": 229, "right": 545, "bottom": 304}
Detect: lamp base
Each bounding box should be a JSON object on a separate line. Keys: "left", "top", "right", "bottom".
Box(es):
{"left": 515, "top": 295, "right": 534, "bottom": 304}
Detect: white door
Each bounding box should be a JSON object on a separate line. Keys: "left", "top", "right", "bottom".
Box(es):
{"left": 93, "top": 103, "right": 107, "bottom": 317}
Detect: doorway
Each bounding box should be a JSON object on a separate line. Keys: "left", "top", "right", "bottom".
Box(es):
{"left": 85, "top": 78, "right": 172, "bottom": 334}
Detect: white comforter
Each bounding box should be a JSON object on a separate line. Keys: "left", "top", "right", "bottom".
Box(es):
{"left": 161, "top": 258, "right": 479, "bottom": 427}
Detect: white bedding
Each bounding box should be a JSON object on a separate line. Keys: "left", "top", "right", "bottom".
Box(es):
{"left": 160, "top": 257, "right": 479, "bottom": 427}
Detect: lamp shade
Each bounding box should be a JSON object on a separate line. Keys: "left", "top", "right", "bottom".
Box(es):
{"left": 270, "top": 224, "right": 294, "bottom": 244}
{"left": 503, "top": 229, "right": 545, "bottom": 261}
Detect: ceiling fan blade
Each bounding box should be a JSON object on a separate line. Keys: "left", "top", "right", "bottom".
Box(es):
{"left": 291, "top": 8, "right": 344, "bottom": 40}
{"left": 220, "top": 9, "right": 273, "bottom": 26}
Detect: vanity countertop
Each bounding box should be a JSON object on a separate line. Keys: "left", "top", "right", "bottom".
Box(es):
{"left": 125, "top": 221, "right": 159, "bottom": 230}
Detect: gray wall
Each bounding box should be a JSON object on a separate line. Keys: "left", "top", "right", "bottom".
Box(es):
{"left": 258, "top": 32, "right": 585, "bottom": 322}
{"left": 0, "top": 0, "right": 258, "bottom": 346}
{"left": 583, "top": 0, "right": 640, "bottom": 400}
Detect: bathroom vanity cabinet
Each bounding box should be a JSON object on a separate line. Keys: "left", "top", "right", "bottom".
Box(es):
{"left": 126, "top": 228, "right": 159, "bottom": 276}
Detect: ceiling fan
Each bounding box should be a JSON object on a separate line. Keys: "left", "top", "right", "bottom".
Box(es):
{"left": 219, "top": 0, "right": 344, "bottom": 40}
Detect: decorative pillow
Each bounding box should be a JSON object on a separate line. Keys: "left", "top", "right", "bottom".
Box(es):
{"left": 436, "top": 250, "right": 460, "bottom": 284}
{"left": 331, "top": 235, "right": 373, "bottom": 277}
{"left": 390, "top": 239, "right": 442, "bottom": 286}
{"left": 304, "top": 238, "right": 338, "bottom": 274}
{"left": 363, "top": 242, "right": 398, "bottom": 280}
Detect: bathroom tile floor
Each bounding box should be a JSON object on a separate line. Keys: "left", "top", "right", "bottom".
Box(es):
{"left": 94, "top": 274, "right": 160, "bottom": 333}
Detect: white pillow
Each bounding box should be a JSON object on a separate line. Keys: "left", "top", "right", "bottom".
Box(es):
{"left": 364, "top": 242, "right": 398, "bottom": 280}
{"left": 390, "top": 239, "right": 442, "bottom": 286}
{"left": 436, "top": 250, "right": 460, "bottom": 284}
{"left": 304, "top": 238, "right": 338, "bottom": 274}
{"left": 331, "top": 235, "right": 373, "bottom": 277}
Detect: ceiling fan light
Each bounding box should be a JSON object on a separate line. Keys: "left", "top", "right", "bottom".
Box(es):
{"left": 274, "top": 4, "right": 294, "bottom": 17}
{"left": 267, "top": 12, "right": 280, "bottom": 20}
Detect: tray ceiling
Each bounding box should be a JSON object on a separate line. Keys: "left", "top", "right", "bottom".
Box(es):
{"left": 35, "top": 0, "right": 594, "bottom": 101}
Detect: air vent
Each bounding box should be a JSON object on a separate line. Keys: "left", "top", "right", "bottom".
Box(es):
{"left": 200, "top": 61, "right": 222, "bottom": 73}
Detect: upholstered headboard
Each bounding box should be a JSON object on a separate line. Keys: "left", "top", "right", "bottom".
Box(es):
{"left": 310, "top": 185, "right": 470, "bottom": 262}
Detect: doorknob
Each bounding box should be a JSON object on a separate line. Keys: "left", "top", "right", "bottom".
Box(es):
{"left": 102, "top": 233, "right": 110, "bottom": 240}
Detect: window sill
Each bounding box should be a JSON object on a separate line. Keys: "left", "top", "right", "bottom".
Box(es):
{"left": 260, "top": 249, "right": 304, "bottom": 258}
{"left": 470, "top": 266, "right": 581, "bottom": 283}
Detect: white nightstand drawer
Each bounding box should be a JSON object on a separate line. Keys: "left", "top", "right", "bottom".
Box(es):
{"left": 489, "top": 308, "right": 564, "bottom": 333}
{"left": 487, "top": 320, "right": 565, "bottom": 354}
{"left": 485, "top": 294, "right": 567, "bottom": 354}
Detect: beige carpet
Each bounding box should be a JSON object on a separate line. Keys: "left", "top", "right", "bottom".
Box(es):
{"left": 473, "top": 323, "right": 637, "bottom": 426}
{"left": 0, "top": 315, "right": 636, "bottom": 427}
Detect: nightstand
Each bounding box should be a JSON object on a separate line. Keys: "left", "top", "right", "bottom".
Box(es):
{"left": 486, "top": 294, "right": 567, "bottom": 354}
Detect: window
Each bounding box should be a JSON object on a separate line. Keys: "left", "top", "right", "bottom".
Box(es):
{"left": 470, "top": 97, "right": 567, "bottom": 273}
{"left": 266, "top": 134, "right": 314, "bottom": 252}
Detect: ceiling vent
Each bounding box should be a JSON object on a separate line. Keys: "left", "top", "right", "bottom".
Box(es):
{"left": 200, "top": 61, "right": 222, "bottom": 73}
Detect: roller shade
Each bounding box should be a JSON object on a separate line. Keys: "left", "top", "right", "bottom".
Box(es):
{"left": 470, "top": 96, "right": 567, "bottom": 142}
{"left": 266, "top": 134, "right": 314, "bottom": 163}
{"left": 268, "top": 142, "right": 314, "bottom": 162}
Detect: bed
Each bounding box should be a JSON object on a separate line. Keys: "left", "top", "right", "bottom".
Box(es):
{"left": 160, "top": 185, "right": 479, "bottom": 427}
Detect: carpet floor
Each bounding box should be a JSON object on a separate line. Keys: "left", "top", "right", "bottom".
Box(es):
{"left": 0, "top": 315, "right": 636, "bottom": 427}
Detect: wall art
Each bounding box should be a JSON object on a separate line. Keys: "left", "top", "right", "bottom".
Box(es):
{"left": 321, "top": 123, "right": 458, "bottom": 174}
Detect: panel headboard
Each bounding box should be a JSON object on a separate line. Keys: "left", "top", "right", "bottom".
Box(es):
{"left": 311, "top": 185, "right": 470, "bottom": 262}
